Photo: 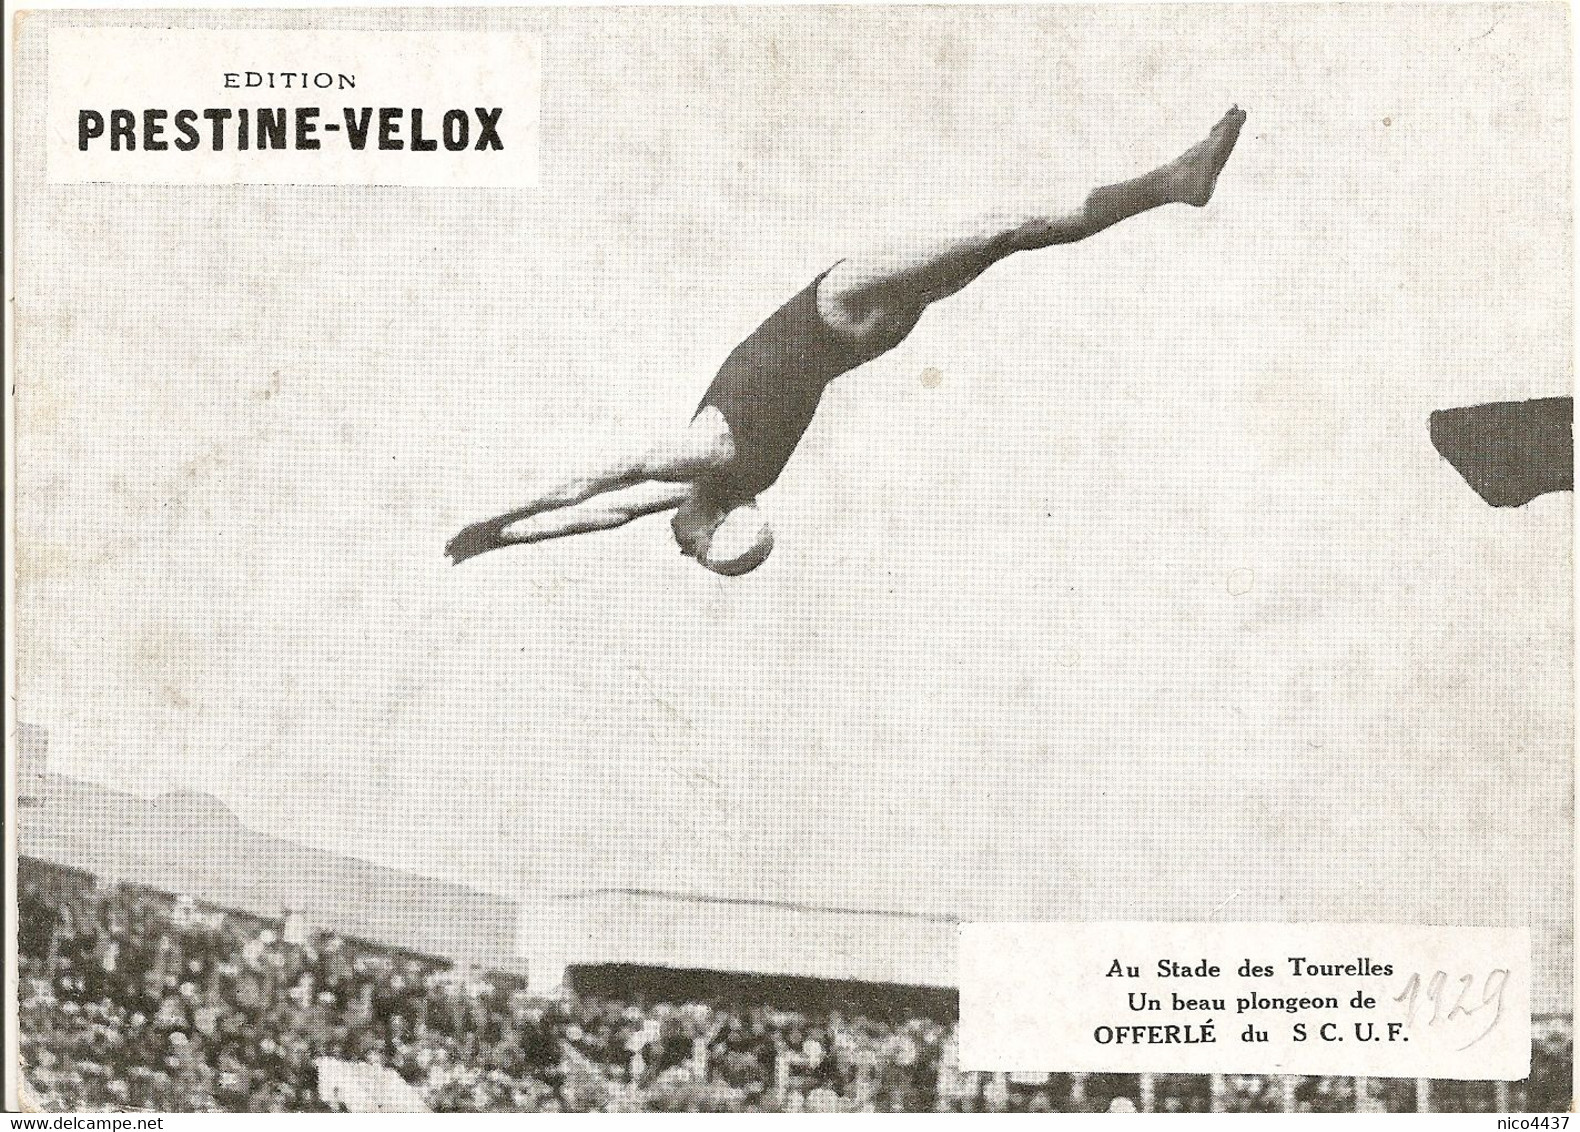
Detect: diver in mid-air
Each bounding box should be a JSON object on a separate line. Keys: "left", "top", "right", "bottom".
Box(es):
{"left": 447, "top": 107, "right": 1248, "bottom": 576}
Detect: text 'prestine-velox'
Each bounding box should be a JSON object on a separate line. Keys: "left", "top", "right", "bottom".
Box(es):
{"left": 77, "top": 107, "right": 506, "bottom": 152}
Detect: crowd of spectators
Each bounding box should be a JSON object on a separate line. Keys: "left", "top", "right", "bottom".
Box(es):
{"left": 18, "top": 857, "right": 1573, "bottom": 1114}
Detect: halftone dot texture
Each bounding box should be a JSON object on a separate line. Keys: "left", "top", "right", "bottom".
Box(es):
{"left": 13, "top": 2, "right": 1573, "bottom": 1020}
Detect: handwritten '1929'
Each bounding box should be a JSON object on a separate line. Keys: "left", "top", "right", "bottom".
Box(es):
{"left": 1391, "top": 968, "right": 1510, "bottom": 1050}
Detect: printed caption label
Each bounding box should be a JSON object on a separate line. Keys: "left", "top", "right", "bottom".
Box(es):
{"left": 48, "top": 30, "right": 540, "bottom": 187}
{"left": 958, "top": 923, "right": 1530, "bottom": 1079}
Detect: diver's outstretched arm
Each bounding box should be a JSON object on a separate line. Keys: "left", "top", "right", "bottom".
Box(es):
{"left": 446, "top": 409, "right": 734, "bottom": 564}
{"left": 446, "top": 482, "right": 695, "bottom": 563}
{"left": 444, "top": 471, "right": 642, "bottom": 564}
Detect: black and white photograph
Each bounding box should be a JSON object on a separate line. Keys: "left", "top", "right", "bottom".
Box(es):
{"left": 6, "top": 1, "right": 1574, "bottom": 1115}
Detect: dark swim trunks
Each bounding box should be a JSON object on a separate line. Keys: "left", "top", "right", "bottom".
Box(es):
{"left": 695, "top": 266, "right": 885, "bottom": 501}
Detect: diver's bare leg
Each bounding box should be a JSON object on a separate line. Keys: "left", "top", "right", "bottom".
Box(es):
{"left": 821, "top": 107, "right": 1246, "bottom": 337}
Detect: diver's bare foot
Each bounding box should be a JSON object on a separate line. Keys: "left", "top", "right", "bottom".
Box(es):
{"left": 1168, "top": 106, "right": 1247, "bottom": 207}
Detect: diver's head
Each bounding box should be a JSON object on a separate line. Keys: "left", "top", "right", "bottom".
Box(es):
{"left": 672, "top": 489, "right": 774, "bottom": 576}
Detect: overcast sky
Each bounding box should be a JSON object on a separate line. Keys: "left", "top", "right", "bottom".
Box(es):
{"left": 15, "top": 4, "right": 1572, "bottom": 998}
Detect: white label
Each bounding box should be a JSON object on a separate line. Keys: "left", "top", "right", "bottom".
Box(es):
{"left": 958, "top": 923, "right": 1530, "bottom": 1080}
{"left": 47, "top": 30, "right": 540, "bottom": 187}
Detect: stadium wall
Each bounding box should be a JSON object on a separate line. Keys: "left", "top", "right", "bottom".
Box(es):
{"left": 517, "top": 889, "right": 956, "bottom": 996}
